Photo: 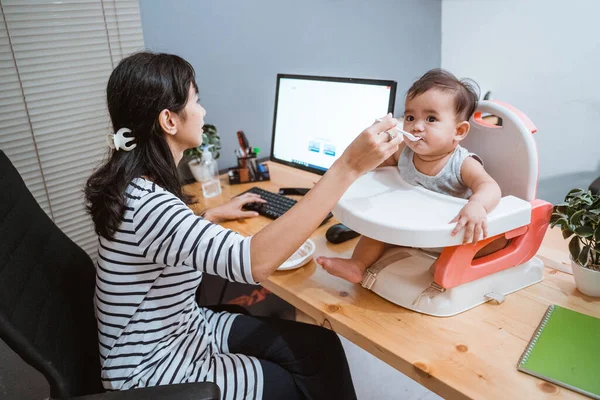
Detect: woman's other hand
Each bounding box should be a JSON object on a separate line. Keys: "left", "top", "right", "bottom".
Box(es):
{"left": 203, "top": 193, "right": 266, "bottom": 223}
{"left": 335, "top": 113, "right": 402, "bottom": 177}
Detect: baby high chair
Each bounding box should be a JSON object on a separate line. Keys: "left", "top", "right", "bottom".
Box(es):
{"left": 332, "top": 101, "right": 552, "bottom": 317}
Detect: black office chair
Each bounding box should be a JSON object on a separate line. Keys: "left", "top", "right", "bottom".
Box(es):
{"left": 0, "top": 150, "right": 220, "bottom": 400}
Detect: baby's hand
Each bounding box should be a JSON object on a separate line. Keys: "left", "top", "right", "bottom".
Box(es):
{"left": 450, "top": 201, "right": 488, "bottom": 244}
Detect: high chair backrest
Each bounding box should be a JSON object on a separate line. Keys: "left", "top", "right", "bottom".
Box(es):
{"left": 461, "top": 100, "right": 539, "bottom": 201}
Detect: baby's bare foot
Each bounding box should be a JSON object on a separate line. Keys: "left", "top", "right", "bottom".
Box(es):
{"left": 316, "top": 256, "right": 366, "bottom": 283}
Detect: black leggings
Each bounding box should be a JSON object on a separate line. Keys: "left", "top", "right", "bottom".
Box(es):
{"left": 228, "top": 315, "right": 357, "bottom": 400}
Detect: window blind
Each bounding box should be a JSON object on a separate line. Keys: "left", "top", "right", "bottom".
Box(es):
{"left": 0, "top": 0, "right": 144, "bottom": 258}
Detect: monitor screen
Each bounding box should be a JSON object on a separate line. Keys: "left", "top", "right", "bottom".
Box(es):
{"left": 270, "top": 74, "right": 397, "bottom": 175}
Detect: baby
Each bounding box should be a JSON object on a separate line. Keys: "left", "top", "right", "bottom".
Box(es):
{"left": 317, "top": 69, "right": 503, "bottom": 284}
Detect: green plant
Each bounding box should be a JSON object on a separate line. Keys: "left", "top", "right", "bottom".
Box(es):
{"left": 184, "top": 124, "right": 221, "bottom": 162}
{"left": 551, "top": 188, "right": 600, "bottom": 270}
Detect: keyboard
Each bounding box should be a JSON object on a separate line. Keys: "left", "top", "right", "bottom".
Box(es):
{"left": 238, "top": 186, "right": 333, "bottom": 225}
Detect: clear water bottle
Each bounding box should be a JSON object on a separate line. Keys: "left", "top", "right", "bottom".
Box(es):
{"left": 199, "top": 146, "right": 221, "bottom": 198}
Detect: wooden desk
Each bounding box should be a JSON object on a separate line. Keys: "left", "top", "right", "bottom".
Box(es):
{"left": 185, "top": 162, "right": 599, "bottom": 400}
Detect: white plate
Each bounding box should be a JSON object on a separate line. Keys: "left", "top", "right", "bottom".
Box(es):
{"left": 277, "top": 239, "right": 315, "bottom": 271}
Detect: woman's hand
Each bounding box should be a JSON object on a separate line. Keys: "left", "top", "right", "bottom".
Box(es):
{"left": 203, "top": 193, "right": 266, "bottom": 223}
{"left": 450, "top": 200, "right": 488, "bottom": 244}
{"left": 335, "top": 113, "right": 403, "bottom": 178}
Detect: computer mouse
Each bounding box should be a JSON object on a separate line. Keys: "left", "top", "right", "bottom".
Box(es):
{"left": 325, "top": 223, "right": 360, "bottom": 244}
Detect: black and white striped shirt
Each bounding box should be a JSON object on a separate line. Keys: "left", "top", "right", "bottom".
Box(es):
{"left": 95, "top": 178, "right": 263, "bottom": 399}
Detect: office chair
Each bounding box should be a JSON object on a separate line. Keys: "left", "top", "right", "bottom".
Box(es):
{"left": 0, "top": 150, "right": 220, "bottom": 399}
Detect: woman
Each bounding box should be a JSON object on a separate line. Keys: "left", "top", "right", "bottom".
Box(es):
{"left": 85, "top": 52, "right": 401, "bottom": 399}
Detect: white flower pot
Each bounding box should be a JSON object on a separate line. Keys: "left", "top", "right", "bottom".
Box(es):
{"left": 571, "top": 257, "right": 600, "bottom": 297}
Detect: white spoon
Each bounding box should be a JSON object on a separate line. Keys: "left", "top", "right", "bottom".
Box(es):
{"left": 390, "top": 126, "right": 422, "bottom": 142}
{"left": 375, "top": 118, "right": 422, "bottom": 142}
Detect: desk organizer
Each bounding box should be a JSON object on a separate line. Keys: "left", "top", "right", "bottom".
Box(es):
{"left": 228, "top": 155, "right": 270, "bottom": 184}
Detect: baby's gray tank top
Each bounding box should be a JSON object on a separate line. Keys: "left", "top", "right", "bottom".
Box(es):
{"left": 397, "top": 144, "right": 483, "bottom": 199}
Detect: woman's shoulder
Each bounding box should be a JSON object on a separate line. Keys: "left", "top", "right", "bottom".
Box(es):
{"left": 124, "top": 178, "right": 178, "bottom": 207}
{"left": 126, "top": 177, "right": 162, "bottom": 196}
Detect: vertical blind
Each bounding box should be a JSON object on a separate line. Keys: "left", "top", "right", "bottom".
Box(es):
{"left": 0, "top": 0, "right": 144, "bottom": 258}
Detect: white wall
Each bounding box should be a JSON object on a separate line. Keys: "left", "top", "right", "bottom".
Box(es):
{"left": 442, "top": 0, "right": 600, "bottom": 184}
{"left": 140, "top": 0, "right": 441, "bottom": 171}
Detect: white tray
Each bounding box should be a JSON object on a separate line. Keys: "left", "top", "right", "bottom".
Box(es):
{"left": 333, "top": 167, "right": 532, "bottom": 248}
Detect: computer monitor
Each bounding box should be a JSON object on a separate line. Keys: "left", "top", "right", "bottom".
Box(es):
{"left": 270, "top": 74, "right": 397, "bottom": 175}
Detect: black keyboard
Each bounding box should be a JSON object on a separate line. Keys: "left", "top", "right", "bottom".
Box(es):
{"left": 239, "top": 186, "right": 333, "bottom": 225}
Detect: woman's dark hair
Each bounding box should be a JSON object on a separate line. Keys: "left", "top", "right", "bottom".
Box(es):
{"left": 407, "top": 68, "right": 480, "bottom": 121}
{"left": 85, "top": 52, "right": 198, "bottom": 238}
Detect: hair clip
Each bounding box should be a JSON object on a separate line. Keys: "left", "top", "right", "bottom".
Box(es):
{"left": 107, "top": 127, "right": 136, "bottom": 151}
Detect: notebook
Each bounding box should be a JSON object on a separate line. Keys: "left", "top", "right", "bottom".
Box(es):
{"left": 518, "top": 305, "right": 600, "bottom": 399}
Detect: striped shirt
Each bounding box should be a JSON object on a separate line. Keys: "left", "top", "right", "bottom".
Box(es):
{"left": 95, "top": 178, "right": 264, "bottom": 399}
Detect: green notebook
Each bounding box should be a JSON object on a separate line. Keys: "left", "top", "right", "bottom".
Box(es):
{"left": 518, "top": 305, "right": 600, "bottom": 399}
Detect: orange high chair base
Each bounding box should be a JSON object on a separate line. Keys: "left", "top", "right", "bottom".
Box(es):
{"left": 332, "top": 100, "right": 552, "bottom": 317}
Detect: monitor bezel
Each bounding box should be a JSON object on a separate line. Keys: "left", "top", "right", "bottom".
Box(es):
{"left": 269, "top": 73, "right": 397, "bottom": 176}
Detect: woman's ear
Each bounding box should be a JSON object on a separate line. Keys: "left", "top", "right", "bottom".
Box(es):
{"left": 454, "top": 121, "right": 470, "bottom": 142}
{"left": 158, "top": 109, "right": 177, "bottom": 136}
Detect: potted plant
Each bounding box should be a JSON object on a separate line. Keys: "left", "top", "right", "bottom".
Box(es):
{"left": 184, "top": 124, "right": 222, "bottom": 182}
{"left": 550, "top": 188, "right": 600, "bottom": 297}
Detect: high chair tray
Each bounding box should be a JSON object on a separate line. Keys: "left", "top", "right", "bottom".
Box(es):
{"left": 332, "top": 166, "right": 531, "bottom": 248}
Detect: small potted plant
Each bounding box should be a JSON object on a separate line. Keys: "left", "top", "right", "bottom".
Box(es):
{"left": 550, "top": 188, "right": 600, "bottom": 297}
{"left": 185, "top": 124, "right": 222, "bottom": 182}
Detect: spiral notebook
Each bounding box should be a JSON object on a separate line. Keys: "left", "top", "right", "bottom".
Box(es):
{"left": 518, "top": 305, "right": 600, "bottom": 399}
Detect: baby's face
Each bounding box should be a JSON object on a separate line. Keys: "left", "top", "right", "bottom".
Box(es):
{"left": 403, "top": 89, "right": 461, "bottom": 155}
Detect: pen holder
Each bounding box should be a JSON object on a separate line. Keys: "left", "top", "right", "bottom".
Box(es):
{"left": 228, "top": 155, "right": 270, "bottom": 185}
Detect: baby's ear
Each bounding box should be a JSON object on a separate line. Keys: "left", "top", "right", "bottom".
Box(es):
{"left": 454, "top": 121, "right": 470, "bottom": 142}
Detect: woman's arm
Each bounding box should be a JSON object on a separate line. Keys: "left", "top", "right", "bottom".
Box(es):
{"left": 249, "top": 115, "right": 401, "bottom": 281}
{"left": 133, "top": 193, "right": 257, "bottom": 284}
{"left": 132, "top": 116, "right": 400, "bottom": 284}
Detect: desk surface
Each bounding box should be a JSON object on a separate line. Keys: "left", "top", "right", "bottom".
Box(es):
{"left": 185, "top": 161, "right": 600, "bottom": 400}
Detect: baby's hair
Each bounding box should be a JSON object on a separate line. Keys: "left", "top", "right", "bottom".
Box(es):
{"left": 406, "top": 68, "right": 480, "bottom": 121}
